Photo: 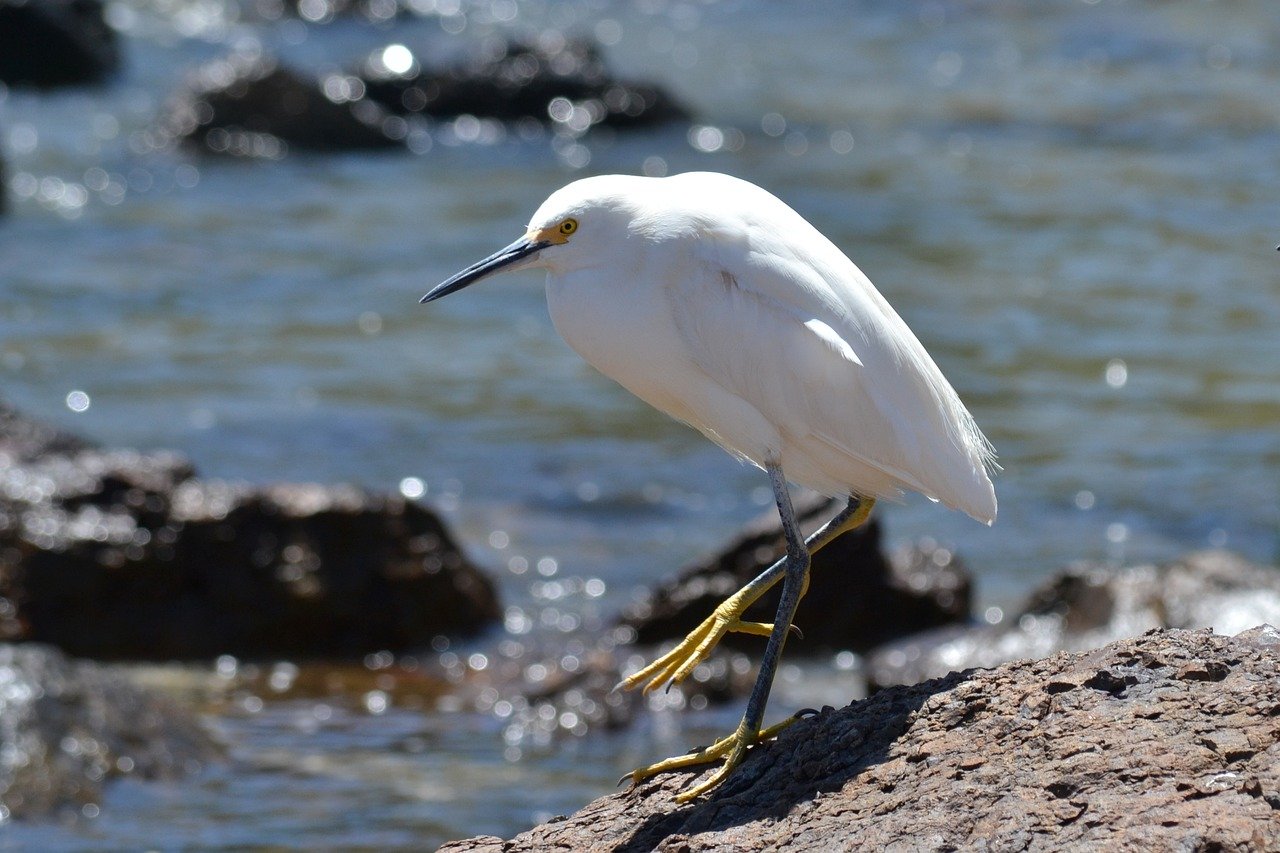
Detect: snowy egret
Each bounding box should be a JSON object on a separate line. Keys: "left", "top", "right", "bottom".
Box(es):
{"left": 422, "top": 171, "right": 996, "bottom": 801}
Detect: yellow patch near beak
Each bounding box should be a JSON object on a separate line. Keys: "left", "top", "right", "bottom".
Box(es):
{"left": 528, "top": 225, "right": 571, "bottom": 245}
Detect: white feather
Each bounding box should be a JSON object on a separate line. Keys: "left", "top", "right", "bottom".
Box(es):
{"left": 531, "top": 171, "right": 997, "bottom": 524}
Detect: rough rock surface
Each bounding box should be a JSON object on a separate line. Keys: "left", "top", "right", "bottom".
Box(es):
{"left": 0, "top": 399, "right": 500, "bottom": 660}
{"left": 620, "top": 494, "right": 971, "bottom": 655}
{"left": 359, "top": 37, "right": 689, "bottom": 131}
{"left": 0, "top": 0, "right": 120, "bottom": 89}
{"left": 443, "top": 626, "right": 1280, "bottom": 852}
{"left": 0, "top": 643, "right": 219, "bottom": 820}
{"left": 868, "top": 549, "right": 1280, "bottom": 690}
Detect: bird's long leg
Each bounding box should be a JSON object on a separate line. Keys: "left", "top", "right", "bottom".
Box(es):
{"left": 626, "top": 471, "right": 875, "bottom": 800}
{"left": 618, "top": 492, "right": 874, "bottom": 696}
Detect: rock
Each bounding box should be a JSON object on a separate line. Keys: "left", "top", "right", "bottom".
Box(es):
{"left": 618, "top": 494, "right": 971, "bottom": 655}
{"left": 0, "top": 398, "right": 500, "bottom": 660}
{"left": 359, "top": 37, "right": 690, "bottom": 131}
{"left": 505, "top": 501, "right": 970, "bottom": 741}
{"left": 0, "top": 0, "right": 120, "bottom": 89}
{"left": 0, "top": 643, "right": 219, "bottom": 820}
{"left": 441, "top": 626, "right": 1280, "bottom": 852}
{"left": 161, "top": 53, "right": 405, "bottom": 157}
{"left": 867, "top": 549, "right": 1280, "bottom": 690}
{"left": 240, "top": 0, "right": 411, "bottom": 26}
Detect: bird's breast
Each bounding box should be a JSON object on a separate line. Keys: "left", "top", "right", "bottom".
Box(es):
{"left": 543, "top": 268, "right": 710, "bottom": 427}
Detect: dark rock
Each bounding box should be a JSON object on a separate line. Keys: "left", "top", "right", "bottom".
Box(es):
{"left": 161, "top": 53, "right": 405, "bottom": 157}
{"left": 867, "top": 549, "right": 1280, "bottom": 690}
{"left": 441, "top": 626, "right": 1280, "bottom": 852}
{"left": 0, "top": 643, "right": 219, "bottom": 820}
{"left": 506, "top": 500, "right": 970, "bottom": 740}
{"left": 240, "top": 0, "right": 412, "bottom": 26}
{"left": 0, "top": 0, "right": 120, "bottom": 89}
{"left": 618, "top": 494, "right": 971, "bottom": 656}
{"left": 359, "top": 37, "right": 690, "bottom": 131}
{"left": 0, "top": 399, "right": 500, "bottom": 660}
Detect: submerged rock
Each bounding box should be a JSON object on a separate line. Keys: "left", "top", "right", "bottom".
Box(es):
{"left": 619, "top": 494, "right": 971, "bottom": 655}
{"left": 442, "top": 626, "right": 1280, "bottom": 852}
{"left": 0, "top": 0, "right": 120, "bottom": 89}
{"left": 359, "top": 37, "right": 690, "bottom": 130}
{"left": 867, "top": 549, "right": 1280, "bottom": 690}
{"left": 0, "top": 643, "right": 219, "bottom": 820}
{"left": 161, "top": 53, "right": 404, "bottom": 157}
{"left": 0, "top": 398, "right": 500, "bottom": 660}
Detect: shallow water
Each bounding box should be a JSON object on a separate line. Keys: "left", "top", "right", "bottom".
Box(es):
{"left": 1, "top": 0, "right": 1278, "bottom": 846}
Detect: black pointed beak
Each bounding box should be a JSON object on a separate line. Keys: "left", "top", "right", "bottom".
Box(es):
{"left": 421, "top": 237, "right": 551, "bottom": 304}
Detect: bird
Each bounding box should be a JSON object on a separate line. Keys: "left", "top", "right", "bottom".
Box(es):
{"left": 421, "top": 171, "right": 996, "bottom": 802}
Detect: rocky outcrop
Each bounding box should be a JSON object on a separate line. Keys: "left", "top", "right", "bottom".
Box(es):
{"left": 359, "top": 37, "right": 689, "bottom": 131}
{"left": 867, "top": 549, "right": 1280, "bottom": 690}
{"left": 162, "top": 37, "right": 688, "bottom": 156}
{"left": 161, "top": 53, "right": 404, "bottom": 157}
{"left": 494, "top": 501, "right": 971, "bottom": 745}
{"left": 619, "top": 494, "right": 971, "bottom": 655}
{"left": 443, "top": 626, "right": 1280, "bottom": 852}
{"left": 0, "top": 0, "right": 120, "bottom": 89}
{"left": 0, "top": 643, "right": 219, "bottom": 820}
{"left": 0, "top": 399, "right": 500, "bottom": 660}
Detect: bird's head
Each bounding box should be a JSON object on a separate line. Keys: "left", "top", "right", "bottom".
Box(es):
{"left": 420, "top": 175, "right": 645, "bottom": 304}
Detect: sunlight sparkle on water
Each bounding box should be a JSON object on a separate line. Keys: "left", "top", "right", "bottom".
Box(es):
{"left": 65, "top": 391, "right": 90, "bottom": 413}
{"left": 399, "top": 477, "right": 426, "bottom": 499}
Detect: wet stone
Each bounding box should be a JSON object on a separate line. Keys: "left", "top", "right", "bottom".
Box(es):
{"left": 619, "top": 493, "right": 973, "bottom": 656}
{"left": 0, "top": 0, "right": 120, "bottom": 89}
{"left": 160, "top": 52, "right": 405, "bottom": 157}
{"left": 867, "top": 550, "right": 1280, "bottom": 691}
{"left": 0, "top": 643, "right": 219, "bottom": 820}
{"left": 358, "top": 37, "right": 691, "bottom": 131}
{"left": 0, "top": 397, "right": 500, "bottom": 660}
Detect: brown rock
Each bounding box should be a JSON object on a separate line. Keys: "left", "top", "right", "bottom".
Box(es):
{"left": 0, "top": 0, "right": 120, "bottom": 90}
{"left": 160, "top": 53, "right": 404, "bottom": 157}
{"left": 508, "top": 499, "right": 972, "bottom": 737}
{"left": 868, "top": 549, "right": 1280, "bottom": 690}
{"left": 618, "top": 494, "right": 971, "bottom": 655}
{"left": 441, "top": 626, "right": 1280, "bottom": 852}
{"left": 0, "top": 399, "right": 500, "bottom": 660}
{"left": 358, "top": 37, "right": 690, "bottom": 131}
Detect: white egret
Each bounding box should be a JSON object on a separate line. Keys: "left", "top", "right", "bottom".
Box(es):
{"left": 422, "top": 171, "right": 996, "bottom": 801}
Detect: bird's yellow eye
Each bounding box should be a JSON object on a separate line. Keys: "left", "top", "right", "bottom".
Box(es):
{"left": 559, "top": 218, "right": 578, "bottom": 236}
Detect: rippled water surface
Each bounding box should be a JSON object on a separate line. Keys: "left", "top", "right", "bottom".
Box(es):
{"left": 2, "top": 0, "right": 1278, "bottom": 847}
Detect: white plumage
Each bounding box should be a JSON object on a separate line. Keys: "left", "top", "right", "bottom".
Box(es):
{"left": 528, "top": 172, "right": 997, "bottom": 523}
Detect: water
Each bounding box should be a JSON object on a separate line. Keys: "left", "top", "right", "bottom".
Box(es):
{"left": 1, "top": 0, "right": 1278, "bottom": 846}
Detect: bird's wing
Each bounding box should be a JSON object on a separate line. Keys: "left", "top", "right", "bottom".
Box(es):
{"left": 667, "top": 227, "right": 994, "bottom": 522}
{"left": 666, "top": 255, "right": 938, "bottom": 498}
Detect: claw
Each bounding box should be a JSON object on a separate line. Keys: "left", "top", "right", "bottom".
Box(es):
{"left": 623, "top": 713, "right": 805, "bottom": 800}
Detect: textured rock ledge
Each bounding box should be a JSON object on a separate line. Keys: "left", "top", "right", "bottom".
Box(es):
{"left": 443, "top": 626, "right": 1280, "bottom": 852}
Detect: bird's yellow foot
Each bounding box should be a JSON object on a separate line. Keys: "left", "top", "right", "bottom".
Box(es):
{"left": 617, "top": 598, "right": 798, "bottom": 695}
{"left": 625, "top": 713, "right": 804, "bottom": 801}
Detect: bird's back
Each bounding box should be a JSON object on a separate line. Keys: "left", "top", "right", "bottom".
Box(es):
{"left": 649, "top": 173, "right": 997, "bottom": 523}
